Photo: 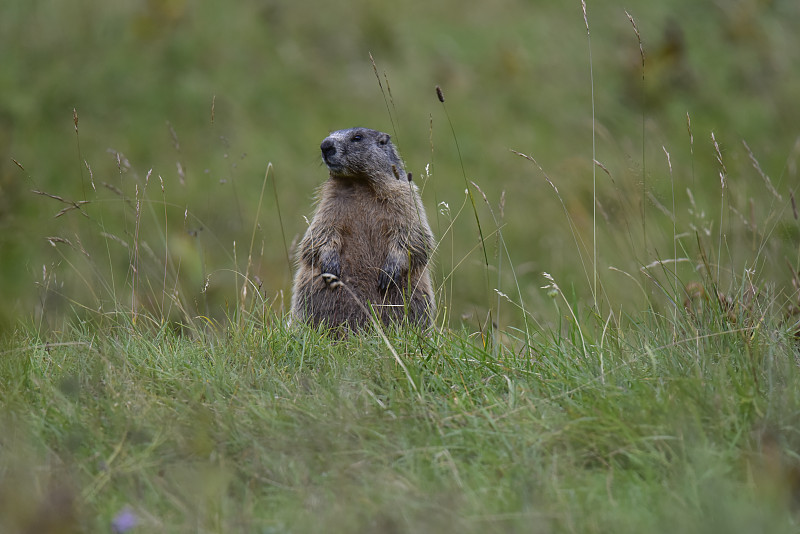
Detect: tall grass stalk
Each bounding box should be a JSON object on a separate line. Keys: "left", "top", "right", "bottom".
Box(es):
{"left": 242, "top": 163, "right": 272, "bottom": 322}
{"left": 470, "top": 182, "right": 535, "bottom": 352}
{"left": 511, "top": 150, "right": 594, "bottom": 306}
{"left": 437, "top": 86, "right": 494, "bottom": 339}
{"left": 269, "top": 167, "right": 292, "bottom": 284}
{"left": 370, "top": 52, "right": 400, "bottom": 144}
{"left": 712, "top": 132, "right": 726, "bottom": 285}
{"left": 626, "top": 10, "right": 647, "bottom": 254}
{"left": 581, "top": 0, "right": 599, "bottom": 312}
{"left": 663, "top": 146, "right": 678, "bottom": 326}
{"left": 73, "top": 108, "right": 87, "bottom": 200}
{"left": 426, "top": 116, "right": 454, "bottom": 328}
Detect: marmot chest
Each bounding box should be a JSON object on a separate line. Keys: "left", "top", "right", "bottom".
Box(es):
{"left": 328, "top": 189, "right": 398, "bottom": 269}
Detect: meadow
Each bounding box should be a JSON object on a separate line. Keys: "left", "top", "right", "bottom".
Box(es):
{"left": 1, "top": 0, "right": 800, "bottom": 531}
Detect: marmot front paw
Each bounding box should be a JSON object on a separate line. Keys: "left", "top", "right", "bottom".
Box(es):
{"left": 319, "top": 250, "right": 342, "bottom": 288}
{"left": 378, "top": 257, "right": 405, "bottom": 292}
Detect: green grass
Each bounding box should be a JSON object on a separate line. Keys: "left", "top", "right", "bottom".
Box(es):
{"left": 2, "top": 304, "right": 799, "bottom": 532}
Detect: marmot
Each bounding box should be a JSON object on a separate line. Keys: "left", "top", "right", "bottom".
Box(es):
{"left": 290, "top": 127, "right": 436, "bottom": 332}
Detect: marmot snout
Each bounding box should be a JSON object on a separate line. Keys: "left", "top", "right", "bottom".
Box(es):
{"left": 290, "top": 127, "right": 436, "bottom": 333}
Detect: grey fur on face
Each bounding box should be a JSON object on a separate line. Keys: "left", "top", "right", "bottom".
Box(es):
{"left": 320, "top": 128, "right": 405, "bottom": 180}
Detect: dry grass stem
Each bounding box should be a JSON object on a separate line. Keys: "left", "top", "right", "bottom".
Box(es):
{"left": 742, "top": 140, "right": 782, "bottom": 201}
{"left": 581, "top": 0, "right": 589, "bottom": 34}
{"left": 625, "top": 11, "right": 644, "bottom": 68}
{"left": 369, "top": 52, "right": 398, "bottom": 141}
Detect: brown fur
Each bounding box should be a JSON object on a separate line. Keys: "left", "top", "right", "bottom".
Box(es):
{"left": 290, "top": 127, "right": 435, "bottom": 332}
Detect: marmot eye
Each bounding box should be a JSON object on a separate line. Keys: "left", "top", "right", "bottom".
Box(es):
{"left": 352, "top": 134, "right": 363, "bottom": 142}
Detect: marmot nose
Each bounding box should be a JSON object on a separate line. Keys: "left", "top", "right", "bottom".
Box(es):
{"left": 320, "top": 139, "right": 336, "bottom": 161}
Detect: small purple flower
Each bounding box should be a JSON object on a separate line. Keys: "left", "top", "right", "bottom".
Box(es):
{"left": 111, "top": 506, "right": 138, "bottom": 533}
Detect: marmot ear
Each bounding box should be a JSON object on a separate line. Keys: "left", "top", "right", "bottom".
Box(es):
{"left": 378, "top": 133, "right": 390, "bottom": 146}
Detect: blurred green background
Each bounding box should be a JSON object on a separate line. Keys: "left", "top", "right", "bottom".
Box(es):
{"left": 2, "top": 0, "right": 799, "bottom": 332}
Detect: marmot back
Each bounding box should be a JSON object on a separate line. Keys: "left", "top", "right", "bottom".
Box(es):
{"left": 290, "top": 127, "right": 436, "bottom": 333}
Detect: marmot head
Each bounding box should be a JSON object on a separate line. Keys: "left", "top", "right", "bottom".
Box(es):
{"left": 320, "top": 128, "right": 405, "bottom": 181}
